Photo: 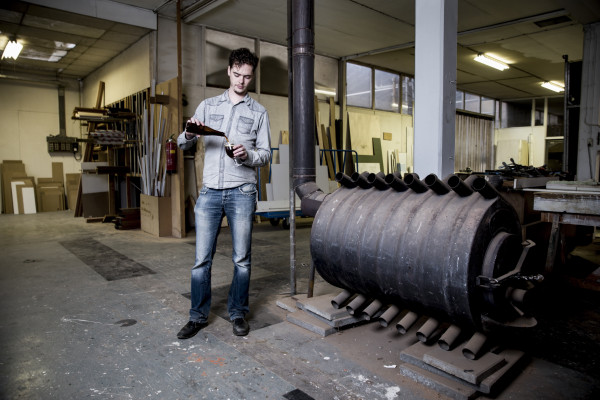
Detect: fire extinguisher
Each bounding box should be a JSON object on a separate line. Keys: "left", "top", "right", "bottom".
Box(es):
{"left": 166, "top": 135, "right": 177, "bottom": 174}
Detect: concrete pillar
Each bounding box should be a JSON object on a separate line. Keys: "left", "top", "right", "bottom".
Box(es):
{"left": 577, "top": 22, "right": 600, "bottom": 181}
{"left": 413, "top": 0, "right": 457, "bottom": 177}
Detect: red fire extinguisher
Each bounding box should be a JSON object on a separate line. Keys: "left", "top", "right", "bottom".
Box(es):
{"left": 166, "top": 135, "right": 177, "bottom": 174}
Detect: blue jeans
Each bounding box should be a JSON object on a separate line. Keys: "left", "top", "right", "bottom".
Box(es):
{"left": 189, "top": 183, "right": 257, "bottom": 323}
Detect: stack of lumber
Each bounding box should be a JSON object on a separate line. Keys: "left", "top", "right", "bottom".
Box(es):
{"left": 1, "top": 160, "right": 35, "bottom": 214}
{"left": 115, "top": 207, "right": 141, "bottom": 230}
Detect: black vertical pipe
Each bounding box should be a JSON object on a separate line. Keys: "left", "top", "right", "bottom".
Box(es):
{"left": 287, "top": 0, "right": 296, "bottom": 296}
{"left": 291, "top": 0, "right": 315, "bottom": 190}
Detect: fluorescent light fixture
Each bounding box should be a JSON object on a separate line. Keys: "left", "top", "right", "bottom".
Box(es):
{"left": 541, "top": 81, "right": 564, "bottom": 93}
{"left": 2, "top": 40, "right": 23, "bottom": 60}
{"left": 474, "top": 53, "right": 509, "bottom": 71}
{"left": 315, "top": 88, "right": 336, "bottom": 96}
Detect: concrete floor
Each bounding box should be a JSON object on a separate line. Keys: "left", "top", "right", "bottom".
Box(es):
{"left": 1, "top": 210, "right": 599, "bottom": 399}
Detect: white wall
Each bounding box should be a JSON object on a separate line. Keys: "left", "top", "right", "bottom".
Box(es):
{"left": 0, "top": 79, "right": 82, "bottom": 179}
{"left": 82, "top": 34, "right": 151, "bottom": 106}
{"left": 495, "top": 125, "right": 546, "bottom": 168}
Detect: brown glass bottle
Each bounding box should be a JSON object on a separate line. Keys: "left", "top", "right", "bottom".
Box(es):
{"left": 185, "top": 121, "right": 229, "bottom": 142}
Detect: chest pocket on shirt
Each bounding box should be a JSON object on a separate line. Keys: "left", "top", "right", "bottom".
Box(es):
{"left": 209, "top": 114, "right": 224, "bottom": 130}
{"left": 236, "top": 116, "right": 254, "bottom": 135}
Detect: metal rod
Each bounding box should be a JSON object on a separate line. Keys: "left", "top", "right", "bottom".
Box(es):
{"left": 367, "top": 172, "right": 389, "bottom": 190}
{"left": 307, "top": 261, "right": 315, "bottom": 298}
{"left": 346, "top": 294, "right": 368, "bottom": 315}
{"left": 378, "top": 305, "right": 400, "bottom": 327}
{"left": 287, "top": 0, "right": 296, "bottom": 296}
{"left": 404, "top": 173, "right": 429, "bottom": 193}
{"left": 447, "top": 174, "right": 473, "bottom": 197}
{"left": 462, "top": 332, "right": 487, "bottom": 360}
{"left": 416, "top": 317, "right": 439, "bottom": 343}
{"left": 472, "top": 176, "right": 499, "bottom": 199}
{"left": 351, "top": 171, "right": 372, "bottom": 189}
{"left": 385, "top": 172, "right": 408, "bottom": 192}
{"left": 438, "top": 324, "right": 461, "bottom": 351}
{"left": 396, "top": 311, "right": 419, "bottom": 334}
{"left": 424, "top": 173, "right": 451, "bottom": 194}
{"left": 335, "top": 172, "right": 357, "bottom": 188}
{"left": 331, "top": 290, "right": 352, "bottom": 309}
{"left": 361, "top": 299, "right": 383, "bottom": 321}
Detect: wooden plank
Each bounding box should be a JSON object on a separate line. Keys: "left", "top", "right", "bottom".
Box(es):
{"left": 534, "top": 192, "right": 600, "bottom": 215}
{"left": 321, "top": 124, "right": 335, "bottom": 179}
{"left": 328, "top": 97, "right": 337, "bottom": 150}
{"left": 541, "top": 212, "right": 600, "bottom": 227}
{"left": 314, "top": 95, "right": 321, "bottom": 148}
{"left": 280, "top": 130, "right": 289, "bottom": 145}
{"left": 51, "top": 162, "right": 64, "bottom": 185}
{"left": 1, "top": 161, "right": 26, "bottom": 214}
{"left": 511, "top": 176, "right": 558, "bottom": 189}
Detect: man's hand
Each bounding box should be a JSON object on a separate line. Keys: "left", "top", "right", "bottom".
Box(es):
{"left": 233, "top": 144, "right": 247, "bottom": 161}
{"left": 185, "top": 117, "right": 204, "bottom": 140}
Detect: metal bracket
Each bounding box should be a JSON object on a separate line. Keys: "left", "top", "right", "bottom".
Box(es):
{"left": 477, "top": 240, "right": 539, "bottom": 289}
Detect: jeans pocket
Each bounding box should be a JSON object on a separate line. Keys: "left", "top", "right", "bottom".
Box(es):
{"left": 236, "top": 116, "right": 254, "bottom": 135}
{"left": 199, "top": 186, "right": 209, "bottom": 195}
{"left": 238, "top": 183, "right": 257, "bottom": 198}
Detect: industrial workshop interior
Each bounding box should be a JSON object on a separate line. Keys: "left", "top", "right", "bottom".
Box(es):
{"left": 1, "top": 0, "right": 600, "bottom": 399}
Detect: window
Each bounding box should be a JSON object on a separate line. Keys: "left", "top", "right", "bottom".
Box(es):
{"left": 346, "top": 63, "right": 372, "bottom": 108}
{"left": 464, "top": 92, "right": 480, "bottom": 113}
{"left": 500, "top": 99, "right": 533, "bottom": 128}
{"left": 481, "top": 97, "right": 494, "bottom": 116}
{"left": 547, "top": 97, "right": 564, "bottom": 137}
{"left": 534, "top": 98, "right": 544, "bottom": 126}
{"left": 456, "top": 91, "right": 464, "bottom": 110}
{"left": 402, "top": 75, "right": 414, "bottom": 115}
{"left": 375, "top": 70, "right": 400, "bottom": 112}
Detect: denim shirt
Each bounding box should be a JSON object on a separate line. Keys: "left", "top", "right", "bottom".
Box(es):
{"left": 177, "top": 90, "right": 271, "bottom": 190}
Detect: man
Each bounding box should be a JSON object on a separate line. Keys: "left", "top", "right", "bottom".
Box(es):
{"left": 176, "top": 48, "right": 271, "bottom": 339}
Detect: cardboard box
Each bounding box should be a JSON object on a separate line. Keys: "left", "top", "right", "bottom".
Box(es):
{"left": 140, "top": 194, "right": 171, "bottom": 237}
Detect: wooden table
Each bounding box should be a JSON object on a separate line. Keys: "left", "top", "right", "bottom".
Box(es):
{"left": 531, "top": 188, "right": 600, "bottom": 274}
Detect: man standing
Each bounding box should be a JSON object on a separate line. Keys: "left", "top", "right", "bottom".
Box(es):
{"left": 176, "top": 48, "right": 271, "bottom": 339}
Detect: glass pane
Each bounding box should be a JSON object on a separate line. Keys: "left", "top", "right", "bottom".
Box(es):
{"left": 545, "top": 138, "right": 563, "bottom": 171}
{"left": 547, "top": 97, "right": 564, "bottom": 137}
{"left": 456, "top": 90, "right": 464, "bottom": 110}
{"left": 495, "top": 101, "right": 501, "bottom": 127}
{"left": 534, "top": 98, "right": 544, "bottom": 126}
{"left": 260, "top": 41, "right": 288, "bottom": 96}
{"left": 503, "top": 99, "right": 533, "bottom": 128}
{"left": 375, "top": 70, "right": 399, "bottom": 112}
{"left": 464, "top": 92, "right": 480, "bottom": 113}
{"left": 401, "top": 75, "right": 414, "bottom": 115}
{"left": 481, "top": 97, "right": 494, "bottom": 115}
{"left": 206, "top": 30, "right": 255, "bottom": 90}
{"left": 346, "top": 63, "right": 372, "bottom": 108}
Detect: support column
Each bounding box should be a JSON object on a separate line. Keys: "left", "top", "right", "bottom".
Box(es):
{"left": 413, "top": 0, "right": 457, "bottom": 177}
{"left": 576, "top": 22, "right": 600, "bottom": 181}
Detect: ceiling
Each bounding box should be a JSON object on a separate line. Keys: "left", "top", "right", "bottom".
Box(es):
{"left": 1, "top": 0, "right": 599, "bottom": 100}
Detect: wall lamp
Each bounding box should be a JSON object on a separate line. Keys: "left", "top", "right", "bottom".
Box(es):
{"left": 2, "top": 39, "right": 23, "bottom": 60}
{"left": 474, "top": 53, "right": 509, "bottom": 71}
{"left": 541, "top": 81, "right": 564, "bottom": 93}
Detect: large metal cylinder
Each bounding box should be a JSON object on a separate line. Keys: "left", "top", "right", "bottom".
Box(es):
{"left": 311, "top": 174, "right": 525, "bottom": 330}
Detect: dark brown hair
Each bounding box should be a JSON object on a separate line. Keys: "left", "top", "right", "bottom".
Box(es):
{"left": 229, "top": 48, "right": 259, "bottom": 72}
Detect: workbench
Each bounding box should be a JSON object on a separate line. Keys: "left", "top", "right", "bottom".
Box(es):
{"left": 529, "top": 182, "right": 600, "bottom": 274}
